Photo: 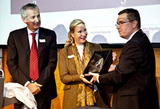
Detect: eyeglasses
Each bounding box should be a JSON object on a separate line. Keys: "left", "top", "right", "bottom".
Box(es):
{"left": 115, "top": 20, "right": 134, "bottom": 26}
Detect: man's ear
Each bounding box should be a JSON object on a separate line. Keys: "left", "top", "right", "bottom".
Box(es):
{"left": 133, "top": 20, "right": 138, "bottom": 28}
{"left": 22, "top": 17, "right": 27, "bottom": 23}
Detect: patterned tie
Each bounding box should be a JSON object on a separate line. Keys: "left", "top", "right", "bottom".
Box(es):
{"left": 30, "top": 33, "right": 39, "bottom": 81}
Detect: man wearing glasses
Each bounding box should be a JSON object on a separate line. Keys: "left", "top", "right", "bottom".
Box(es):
{"left": 90, "top": 8, "right": 159, "bottom": 109}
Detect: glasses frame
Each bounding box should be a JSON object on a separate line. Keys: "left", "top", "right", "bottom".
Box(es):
{"left": 115, "top": 20, "right": 134, "bottom": 26}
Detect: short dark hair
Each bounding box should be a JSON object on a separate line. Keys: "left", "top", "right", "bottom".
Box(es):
{"left": 118, "top": 8, "right": 141, "bottom": 28}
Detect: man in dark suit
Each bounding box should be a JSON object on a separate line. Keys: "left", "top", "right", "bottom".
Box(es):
{"left": 7, "top": 3, "right": 57, "bottom": 109}
{"left": 90, "top": 8, "right": 159, "bottom": 109}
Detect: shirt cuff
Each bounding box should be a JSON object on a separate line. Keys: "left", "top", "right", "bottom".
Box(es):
{"left": 24, "top": 81, "right": 30, "bottom": 87}
{"left": 97, "top": 75, "right": 100, "bottom": 83}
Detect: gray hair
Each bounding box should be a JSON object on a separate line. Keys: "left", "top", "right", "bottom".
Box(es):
{"left": 20, "top": 3, "right": 39, "bottom": 20}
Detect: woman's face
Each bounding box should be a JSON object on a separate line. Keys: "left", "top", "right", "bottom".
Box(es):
{"left": 71, "top": 23, "right": 88, "bottom": 46}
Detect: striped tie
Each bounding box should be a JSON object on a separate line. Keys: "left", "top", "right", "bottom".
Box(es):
{"left": 30, "top": 33, "right": 39, "bottom": 81}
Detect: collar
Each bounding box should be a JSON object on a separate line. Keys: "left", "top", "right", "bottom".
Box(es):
{"left": 27, "top": 28, "right": 39, "bottom": 35}
{"left": 128, "top": 29, "right": 140, "bottom": 41}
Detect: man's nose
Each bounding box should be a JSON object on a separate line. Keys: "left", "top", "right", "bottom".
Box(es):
{"left": 116, "top": 24, "right": 120, "bottom": 29}
{"left": 35, "top": 17, "right": 40, "bottom": 22}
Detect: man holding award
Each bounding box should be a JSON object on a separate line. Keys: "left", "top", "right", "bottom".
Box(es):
{"left": 90, "top": 8, "right": 159, "bottom": 109}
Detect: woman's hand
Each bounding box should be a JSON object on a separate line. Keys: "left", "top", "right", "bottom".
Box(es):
{"left": 88, "top": 72, "right": 99, "bottom": 83}
{"left": 80, "top": 74, "right": 93, "bottom": 85}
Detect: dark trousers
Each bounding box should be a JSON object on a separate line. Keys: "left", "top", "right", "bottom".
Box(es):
{"left": 14, "top": 99, "right": 51, "bottom": 109}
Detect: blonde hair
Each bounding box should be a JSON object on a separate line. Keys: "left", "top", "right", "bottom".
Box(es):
{"left": 65, "top": 19, "right": 85, "bottom": 47}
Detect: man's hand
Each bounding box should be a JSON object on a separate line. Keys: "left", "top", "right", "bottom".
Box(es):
{"left": 108, "top": 64, "right": 116, "bottom": 72}
{"left": 112, "top": 52, "right": 117, "bottom": 62}
{"left": 27, "top": 83, "right": 42, "bottom": 95}
{"left": 80, "top": 74, "right": 93, "bottom": 85}
{"left": 89, "top": 72, "right": 99, "bottom": 83}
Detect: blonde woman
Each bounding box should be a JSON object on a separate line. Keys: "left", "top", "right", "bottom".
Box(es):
{"left": 59, "top": 19, "right": 113, "bottom": 109}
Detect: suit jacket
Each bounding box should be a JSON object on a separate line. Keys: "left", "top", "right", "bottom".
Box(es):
{"left": 7, "top": 27, "right": 57, "bottom": 100}
{"left": 59, "top": 42, "right": 109, "bottom": 109}
{"left": 99, "top": 29, "right": 159, "bottom": 109}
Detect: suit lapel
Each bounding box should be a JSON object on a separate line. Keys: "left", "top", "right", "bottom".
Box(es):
{"left": 67, "top": 43, "right": 94, "bottom": 70}
{"left": 22, "top": 28, "right": 30, "bottom": 56}
{"left": 38, "top": 28, "right": 46, "bottom": 58}
{"left": 67, "top": 46, "right": 76, "bottom": 67}
{"left": 88, "top": 43, "right": 95, "bottom": 56}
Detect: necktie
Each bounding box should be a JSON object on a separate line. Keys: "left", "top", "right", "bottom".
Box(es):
{"left": 30, "top": 33, "right": 39, "bottom": 81}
